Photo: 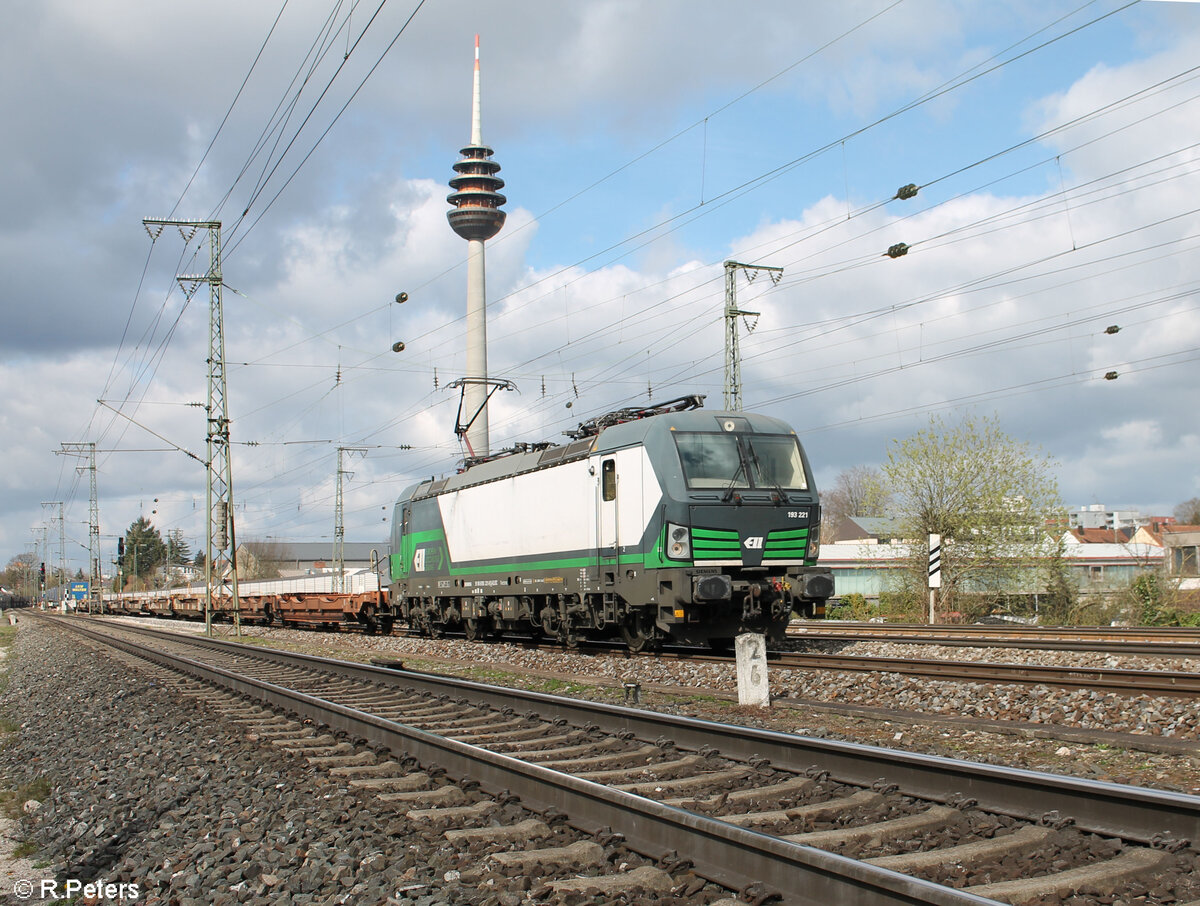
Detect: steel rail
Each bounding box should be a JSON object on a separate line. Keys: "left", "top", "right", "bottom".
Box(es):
{"left": 60, "top": 616, "right": 1200, "bottom": 847}
{"left": 787, "top": 623, "right": 1200, "bottom": 655}
{"left": 759, "top": 651, "right": 1200, "bottom": 696}
{"left": 40, "top": 614, "right": 991, "bottom": 906}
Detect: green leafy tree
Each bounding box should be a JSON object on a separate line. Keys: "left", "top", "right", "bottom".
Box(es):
{"left": 882, "top": 413, "right": 1063, "bottom": 620}
{"left": 1039, "top": 536, "right": 1079, "bottom": 625}
{"left": 122, "top": 517, "right": 167, "bottom": 583}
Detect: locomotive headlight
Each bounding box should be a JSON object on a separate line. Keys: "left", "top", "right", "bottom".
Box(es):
{"left": 666, "top": 523, "right": 691, "bottom": 560}
{"left": 808, "top": 524, "right": 821, "bottom": 560}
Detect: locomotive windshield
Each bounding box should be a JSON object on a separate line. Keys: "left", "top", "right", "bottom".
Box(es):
{"left": 674, "top": 432, "right": 809, "bottom": 491}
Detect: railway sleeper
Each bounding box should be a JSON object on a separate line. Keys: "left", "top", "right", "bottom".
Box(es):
{"left": 376, "top": 785, "right": 468, "bottom": 808}
{"left": 443, "top": 817, "right": 552, "bottom": 845}
{"left": 574, "top": 753, "right": 705, "bottom": 784}
{"left": 664, "top": 773, "right": 815, "bottom": 808}
{"left": 620, "top": 768, "right": 753, "bottom": 798}
{"left": 536, "top": 743, "right": 661, "bottom": 771}
{"left": 965, "top": 845, "right": 1171, "bottom": 906}
{"left": 280, "top": 741, "right": 354, "bottom": 757}
{"left": 784, "top": 803, "right": 964, "bottom": 849}
{"left": 726, "top": 788, "right": 885, "bottom": 829}
{"left": 328, "top": 760, "right": 409, "bottom": 778}
{"left": 544, "top": 864, "right": 675, "bottom": 896}
{"left": 407, "top": 801, "right": 499, "bottom": 825}
{"left": 487, "top": 839, "right": 606, "bottom": 872}
{"left": 867, "top": 823, "right": 1053, "bottom": 873}
{"left": 509, "top": 736, "right": 625, "bottom": 760}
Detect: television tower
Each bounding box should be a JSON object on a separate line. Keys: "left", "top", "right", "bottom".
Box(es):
{"left": 447, "top": 35, "right": 507, "bottom": 458}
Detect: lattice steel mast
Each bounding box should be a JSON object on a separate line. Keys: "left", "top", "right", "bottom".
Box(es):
{"left": 723, "top": 260, "right": 783, "bottom": 411}
{"left": 334, "top": 447, "right": 367, "bottom": 593}
{"left": 58, "top": 442, "right": 99, "bottom": 611}
{"left": 143, "top": 218, "right": 240, "bottom": 637}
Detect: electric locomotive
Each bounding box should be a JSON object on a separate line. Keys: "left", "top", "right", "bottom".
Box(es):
{"left": 388, "top": 396, "right": 833, "bottom": 649}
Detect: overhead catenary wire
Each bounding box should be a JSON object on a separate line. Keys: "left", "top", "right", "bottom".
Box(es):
{"left": 74, "top": 1, "right": 1200, "bottom": 552}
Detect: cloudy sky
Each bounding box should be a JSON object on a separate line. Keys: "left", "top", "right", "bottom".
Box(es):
{"left": 3, "top": 0, "right": 1198, "bottom": 576}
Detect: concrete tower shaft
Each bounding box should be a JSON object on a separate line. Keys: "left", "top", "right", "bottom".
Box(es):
{"left": 447, "top": 35, "right": 506, "bottom": 459}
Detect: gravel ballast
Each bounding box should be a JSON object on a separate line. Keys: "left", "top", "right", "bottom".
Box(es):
{"left": 0, "top": 618, "right": 723, "bottom": 906}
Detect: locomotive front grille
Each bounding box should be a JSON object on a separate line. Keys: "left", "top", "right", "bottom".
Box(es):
{"left": 691, "top": 527, "right": 741, "bottom": 561}
{"left": 763, "top": 527, "right": 808, "bottom": 561}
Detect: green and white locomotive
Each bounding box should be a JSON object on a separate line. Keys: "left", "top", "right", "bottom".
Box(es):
{"left": 388, "top": 396, "right": 833, "bottom": 650}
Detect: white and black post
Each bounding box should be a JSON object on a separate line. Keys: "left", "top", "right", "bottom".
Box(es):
{"left": 928, "top": 533, "right": 942, "bottom": 623}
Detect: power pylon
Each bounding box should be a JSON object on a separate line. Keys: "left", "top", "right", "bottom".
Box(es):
{"left": 723, "top": 260, "right": 783, "bottom": 411}
{"left": 41, "top": 501, "right": 65, "bottom": 601}
{"left": 334, "top": 447, "right": 367, "bottom": 594}
{"left": 58, "top": 442, "right": 99, "bottom": 611}
{"left": 144, "top": 218, "right": 240, "bottom": 637}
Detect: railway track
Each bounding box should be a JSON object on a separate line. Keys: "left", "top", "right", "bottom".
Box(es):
{"left": 36, "top": 613, "right": 1200, "bottom": 906}
{"left": 731, "top": 650, "right": 1200, "bottom": 698}
{"left": 787, "top": 622, "right": 1200, "bottom": 656}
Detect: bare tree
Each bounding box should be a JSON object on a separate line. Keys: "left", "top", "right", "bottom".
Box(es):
{"left": 1173, "top": 497, "right": 1200, "bottom": 525}
{"left": 823, "top": 465, "right": 892, "bottom": 532}
{"left": 239, "top": 538, "right": 286, "bottom": 580}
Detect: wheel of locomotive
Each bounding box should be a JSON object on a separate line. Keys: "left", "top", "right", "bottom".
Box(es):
{"left": 540, "top": 606, "right": 558, "bottom": 638}
{"left": 464, "top": 617, "right": 481, "bottom": 641}
{"left": 620, "top": 611, "right": 663, "bottom": 653}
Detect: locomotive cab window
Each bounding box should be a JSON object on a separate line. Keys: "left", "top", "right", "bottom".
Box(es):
{"left": 746, "top": 435, "right": 809, "bottom": 490}
{"left": 602, "top": 458, "right": 617, "bottom": 501}
{"left": 674, "top": 432, "right": 808, "bottom": 491}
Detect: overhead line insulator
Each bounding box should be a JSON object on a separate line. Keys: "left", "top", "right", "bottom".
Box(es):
{"left": 895, "top": 183, "right": 919, "bottom": 200}
{"left": 886, "top": 242, "right": 910, "bottom": 259}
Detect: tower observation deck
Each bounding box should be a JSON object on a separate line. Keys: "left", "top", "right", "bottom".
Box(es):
{"left": 447, "top": 35, "right": 506, "bottom": 242}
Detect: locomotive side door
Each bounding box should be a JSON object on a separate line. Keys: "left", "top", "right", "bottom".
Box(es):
{"left": 595, "top": 456, "right": 618, "bottom": 585}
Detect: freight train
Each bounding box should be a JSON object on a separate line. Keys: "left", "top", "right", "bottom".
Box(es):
{"left": 388, "top": 396, "right": 833, "bottom": 649}
{"left": 97, "top": 397, "right": 833, "bottom": 650}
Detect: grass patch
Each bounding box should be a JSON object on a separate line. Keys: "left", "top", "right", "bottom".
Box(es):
{"left": 0, "top": 776, "right": 51, "bottom": 820}
{"left": 11, "top": 840, "right": 38, "bottom": 859}
{"left": 0, "top": 624, "right": 15, "bottom": 647}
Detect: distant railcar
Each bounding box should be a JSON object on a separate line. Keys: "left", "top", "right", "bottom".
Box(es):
{"left": 388, "top": 396, "right": 833, "bottom": 649}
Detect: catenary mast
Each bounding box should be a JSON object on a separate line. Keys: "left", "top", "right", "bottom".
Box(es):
{"left": 447, "top": 35, "right": 507, "bottom": 458}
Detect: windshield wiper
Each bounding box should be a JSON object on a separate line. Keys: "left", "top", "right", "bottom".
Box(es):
{"left": 745, "top": 439, "right": 786, "bottom": 505}
{"left": 721, "top": 449, "right": 748, "bottom": 503}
